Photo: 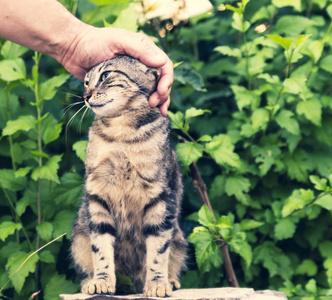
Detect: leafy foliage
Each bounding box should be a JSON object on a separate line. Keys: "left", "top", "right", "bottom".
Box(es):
{"left": 1, "top": 0, "right": 332, "bottom": 299}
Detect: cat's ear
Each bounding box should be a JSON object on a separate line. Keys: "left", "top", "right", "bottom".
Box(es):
{"left": 147, "top": 68, "right": 161, "bottom": 83}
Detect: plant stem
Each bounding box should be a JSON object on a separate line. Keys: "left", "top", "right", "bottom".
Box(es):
{"left": 189, "top": 162, "right": 215, "bottom": 217}
{"left": 189, "top": 161, "right": 240, "bottom": 288}
{"left": 2, "top": 187, "right": 33, "bottom": 251}
{"left": 33, "top": 52, "right": 42, "bottom": 300}
{"left": 285, "top": 49, "right": 294, "bottom": 79}
{"left": 219, "top": 242, "right": 240, "bottom": 288}
{"left": 241, "top": 14, "right": 251, "bottom": 90}
{"left": 191, "top": 22, "right": 199, "bottom": 62}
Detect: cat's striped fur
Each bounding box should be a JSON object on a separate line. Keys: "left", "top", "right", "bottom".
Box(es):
{"left": 71, "top": 55, "right": 187, "bottom": 297}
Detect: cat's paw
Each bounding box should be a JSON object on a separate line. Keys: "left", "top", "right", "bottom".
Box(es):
{"left": 169, "top": 277, "right": 181, "bottom": 290}
{"left": 144, "top": 280, "right": 172, "bottom": 297}
{"left": 82, "top": 277, "right": 116, "bottom": 295}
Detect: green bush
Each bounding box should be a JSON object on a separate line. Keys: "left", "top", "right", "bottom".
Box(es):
{"left": 1, "top": 0, "right": 332, "bottom": 299}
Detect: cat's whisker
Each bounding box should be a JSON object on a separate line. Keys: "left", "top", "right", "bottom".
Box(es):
{"left": 62, "top": 91, "right": 83, "bottom": 99}
{"left": 78, "top": 106, "right": 89, "bottom": 133}
{"left": 137, "top": 89, "right": 151, "bottom": 99}
{"left": 61, "top": 101, "right": 85, "bottom": 119}
{"left": 65, "top": 105, "right": 87, "bottom": 142}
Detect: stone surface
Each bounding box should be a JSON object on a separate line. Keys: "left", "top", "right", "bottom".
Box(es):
{"left": 60, "top": 288, "right": 288, "bottom": 300}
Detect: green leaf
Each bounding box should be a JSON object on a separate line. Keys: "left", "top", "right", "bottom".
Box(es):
{"left": 197, "top": 135, "right": 212, "bottom": 142}
{"left": 198, "top": 205, "right": 215, "bottom": 227}
{"left": 283, "top": 75, "right": 308, "bottom": 100}
{"left": 283, "top": 150, "right": 312, "bottom": 182}
{"left": 39, "top": 250, "right": 55, "bottom": 264}
{"left": 319, "top": 241, "right": 332, "bottom": 259}
{"left": 2, "top": 115, "right": 36, "bottom": 136}
{"left": 314, "top": 194, "right": 332, "bottom": 211}
{"left": 1, "top": 41, "right": 29, "bottom": 59}
{"left": 15, "top": 167, "right": 32, "bottom": 178}
{"left": 228, "top": 232, "right": 253, "bottom": 267}
{"left": 231, "top": 85, "right": 260, "bottom": 111}
{"left": 31, "top": 155, "right": 62, "bottom": 184}
{"left": 225, "top": 175, "right": 250, "bottom": 201}
{"left": 176, "top": 142, "right": 204, "bottom": 168}
{"left": 39, "top": 73, "right": 71, "bottom": 101}
{"left": 214, "top": 46, "right": 242, "bottom": 58}
{"left": 41, "top": 114, "right": 63, "bottom": 145}
{"left": 231, "top": 12, "right": 250, "bottom": 33}
{"left": 296, "top": 99, "right": 322, "bottom": 126}
{"left": 240, "top": 219, "right": 264, "bottom": 231}
{"left": 275, "top": 110, "right": 300, "bottom": 135}
{"left": 216, "top": 216, "right": 232, "bottom": 229}
{"left": 237, "top": 241, "right": 252, "bottom": 268}
{"left": 52, "top": 172, "right": 83, "bottom": 206}
{"left": 266, "top": 35, "right": 293, "bottom": 50}
{"left": 31, "top": 151, "right": 50, "bottom": 159}
{"left": 225, "top": 4, "right": 242, "bottom": 14}
{"left": 309, "top": 175, "right": 327, "bottom": 191}
{"left": 0, "top": 222, "right": 22, "bottom": 242}
{"left": 320, "top": 55, "right": 332, "bottom": 73}
{"left": 72, "top": 140, "right": 87, "bottom": 162}
{"left": 44, "top": 274, "right": 78, "bottom": 300}
{"left": 295, "top": 34, "right": 311, "bottom": 46}
{"left": 272, "top": 0, "right": 301, "bottom": 11}
{"left": 254, "top": 241, "right": 292, "bottom": 279}
{"left": 296, "top": 259, "right": 318, "bottom": 276}
{"left": 328, "top": 4, "right": 332, "bottom": 19}
{"left": 205, "top": 134, "right": 241, "bottom": 169}
{"left": 301, "top": 40, "right": 324, "bottom": 63}
{"left": 6, "top": 251, "right": 39, "bottom": 293}
{"left": 15, "top": 197, "right": 30, "bottom": 217}
{"left": 0, "top": 169, "right": 27, "bottom": 191}
{"left": 258, "top": 73, "right": 280, "bottom": 85}
{"left": 275, "top": 218, "right": 296, "bottom": 240}
{"left": 53, "top": 210, "right": 76, "bottom": 238}
{"left": 251, "top": 108, "right": 269, "bottom": 132}
{"left": 185, "top": 107, "right": 211, "bottom": 121}
{"left": 282, "top": 189, "right": 315, "bottom": 217}
{"left": 117, "top": 274, "right": 133, "bottom": 287}
{"left": 36, "top": 222, "right": 54, "bottom": 242}
{"left": 0, "top": 58, "right": 26, "bottom": 82}
{"left": 209, "top": 175, "right": 226, "bottom": 199}
{"left": 251, "top": 144, "right": 282, "bottom": 176}
{"left": 168, "top": 111, "right": 184, "bottom": 130}
{"left": 305, "top": 279, "right": 317, "bottom": 295}
{"left": 108, "top": 3, "right": 138, "bottom": 32}
{"left": 188, "top": 230, "right": 217, "bottom": 269}
{"left": 174, "top": 65, "right": 206, "bottom": 92}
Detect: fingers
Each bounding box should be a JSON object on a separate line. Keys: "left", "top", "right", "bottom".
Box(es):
{"left": 123, "top": 31, "right": 167, "bottom": 67}
{"left": 149, "top": 93, "right": 170, "bottom": 116}
{"left": 115, "top": 30, "right": 173, "bottom": 110}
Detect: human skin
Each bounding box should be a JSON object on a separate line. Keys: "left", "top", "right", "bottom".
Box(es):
{"left": 0, "top": 0, "right": 173, "bottom": 115}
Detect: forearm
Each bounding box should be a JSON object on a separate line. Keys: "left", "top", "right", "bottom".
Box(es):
{"left": 0, "top": 0, "right": 85, "bottom": 64}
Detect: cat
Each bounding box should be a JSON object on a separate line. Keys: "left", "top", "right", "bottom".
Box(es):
{"left": 71, "top": 55, "right": 187, "bottom": 297}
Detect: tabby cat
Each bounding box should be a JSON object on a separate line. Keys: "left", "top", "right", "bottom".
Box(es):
{"left": 71, "top": 55, "right": 187, "bottom": 297}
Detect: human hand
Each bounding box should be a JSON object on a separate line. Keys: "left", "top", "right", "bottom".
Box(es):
{"left": 61, "top": 26, "right": 173, "bottom": 116}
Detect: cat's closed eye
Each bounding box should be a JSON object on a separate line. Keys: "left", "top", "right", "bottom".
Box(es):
{"left": 100, "top": 71, "right": 111, "bottom": 82}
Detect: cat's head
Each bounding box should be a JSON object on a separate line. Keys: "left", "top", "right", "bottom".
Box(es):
{"left": 83, "top": 55, "right": 160, "bottom": 117}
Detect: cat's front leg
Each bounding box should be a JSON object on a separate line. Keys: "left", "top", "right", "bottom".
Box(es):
{"left": 83, "top": 196, "right": 117, "bottom": 295}
{"left": 142, "top": 201, "right": 174, "bottom": 297}
{"left": 144, "top": 231, "right": 173, "bottom": 297}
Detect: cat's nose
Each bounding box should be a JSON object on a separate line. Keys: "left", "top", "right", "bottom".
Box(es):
{"left": 83, "top": 91, "right": 92, "bottom": 102}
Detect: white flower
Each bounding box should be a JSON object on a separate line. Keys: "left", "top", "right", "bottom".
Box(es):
{"left": 137, "top": 0, "right": 213, "bottom": 24}
{"left": 138, "top": 0, "right": 179, "bottom": 21}
{"left": 177, "top": 0, "right": 214, "bottom": 21}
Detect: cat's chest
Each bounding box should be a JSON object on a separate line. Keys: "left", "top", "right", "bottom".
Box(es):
{"left": 85, "top": 144, "right": 161, "bottom": 200}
